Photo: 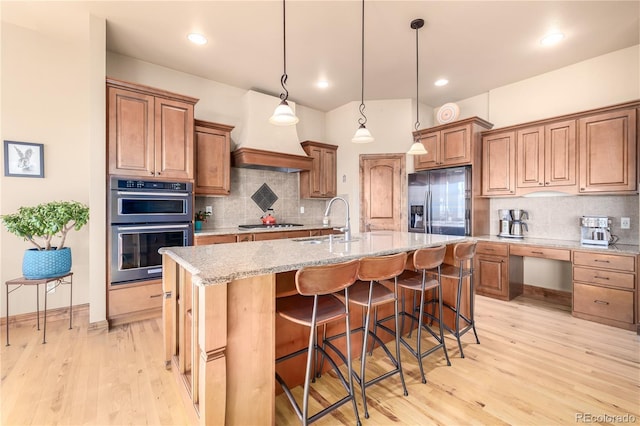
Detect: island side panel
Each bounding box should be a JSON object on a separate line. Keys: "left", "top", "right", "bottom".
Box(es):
{"left": 225, "top": 274, "right": 276, "bottom": 425}
{"left": 197, "top": 281, "right": 228, "bottom": 426}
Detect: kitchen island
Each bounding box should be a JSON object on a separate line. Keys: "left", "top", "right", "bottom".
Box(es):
{"left": 159, "top": 231, "right": 468, "bottom": 425}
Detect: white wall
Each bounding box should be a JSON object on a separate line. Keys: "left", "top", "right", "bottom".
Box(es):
{"left": 1, "top": 19, "right": 100, "bottom": 318}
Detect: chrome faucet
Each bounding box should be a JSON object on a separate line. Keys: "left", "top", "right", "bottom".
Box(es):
{"left": 324, "top": 196, "right": 351, "bottom": 242}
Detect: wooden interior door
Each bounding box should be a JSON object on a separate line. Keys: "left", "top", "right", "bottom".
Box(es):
{"left": 360, "top": 154, "right": 406, "bottom": 232}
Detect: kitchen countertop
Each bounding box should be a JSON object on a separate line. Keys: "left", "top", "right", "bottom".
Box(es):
{"left": 475, "top": 235, "right": 640, "bottom": 255}
{"left": 194, "top": 223, "right": 334, "bottom": 236}
{"left": 160, "top": 231, "right": 468, "bottom": 286}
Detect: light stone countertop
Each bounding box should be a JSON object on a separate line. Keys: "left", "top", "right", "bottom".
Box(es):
{"left": 160, "top": 231, "right": 469, "bottom": 286}
{"left": 475, "top": 235, "right": 640, "bottom": 255}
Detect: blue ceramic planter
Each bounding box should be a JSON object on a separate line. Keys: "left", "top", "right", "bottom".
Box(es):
{"left": 23, "top": 247, "right": 72, "bottom": 279}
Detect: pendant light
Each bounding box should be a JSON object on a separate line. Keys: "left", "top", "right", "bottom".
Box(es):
{"left": 407, "top": 18, "right": 428, "bottom": 155}
{"left": 352, "top": 0, "right": 373, "bottom": 143}
{"left": 269, "top": 0, "right": 299, "bottom": 126}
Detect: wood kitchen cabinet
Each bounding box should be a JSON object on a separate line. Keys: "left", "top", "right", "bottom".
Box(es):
{"left": 107, "top": 78, "right": 198, "bottom": 180}
{"left": 413, "top": 117, "right": 493, "bottom": 171}
{"left": 572, "top": 250, "right": 636, "bottom": 330}
{"left": 194, "top": 228, "right": 342, "bottom": 246}
{"left": 108, "top": 279, "right": 164, "bottom": 327}
{"left": 194, "top": 120, "right": 234, "bottom": 195}
{"left": 516, "top": 120, "right": 577, "bottom": 193}
{"left": 578, "top": 108, "right": 637, "bottom": 193}
{"left": 299, "top": 141, "right": 338, "bottom": 198}
{"left": 482, "top": 131, "right": 516, "bottom": 196}
{"left": 474, "top": 241, "right": 523, "bottom": 300}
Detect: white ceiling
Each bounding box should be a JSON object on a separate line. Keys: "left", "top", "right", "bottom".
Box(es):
{"left": 3, "top": 1, "right": 639, "bottom": 112}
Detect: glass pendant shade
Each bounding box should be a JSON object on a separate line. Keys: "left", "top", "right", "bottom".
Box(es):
{"left": 407, "top": 140, "right": 428, "bottom": 155}
{"left": 352, "top": 124, "right": 374, "bottom": 143}
{"left": 269, "top": 100, "right": 299, "bottom": 126}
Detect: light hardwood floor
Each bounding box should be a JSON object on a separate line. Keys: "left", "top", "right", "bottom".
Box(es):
{"left": 2, "top": 295, "right": 638, "bottom": 425}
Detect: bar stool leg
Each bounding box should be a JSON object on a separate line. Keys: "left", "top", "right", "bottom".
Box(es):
{"left": 469, "top": 273, "right": 480, "bottom": 344}
{"left": 360, "top": 283, "right": 374, "bottom": 419}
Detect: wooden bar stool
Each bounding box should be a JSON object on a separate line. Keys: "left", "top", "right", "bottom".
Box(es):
{"left": 396, "top": 246, "right": 450, "bottom": 384}
{"left": 275, "top": 259, "right": 361, "bottom": 426}
{"left": 330, "top": 252, "right": 409, "bottom": 419}
{"left": 440, "top": 241, "right": 480, "bottom": 358}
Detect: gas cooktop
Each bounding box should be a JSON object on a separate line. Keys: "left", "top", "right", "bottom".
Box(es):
{"left": 238, "top": 223, "right": 304, "bottom": 229}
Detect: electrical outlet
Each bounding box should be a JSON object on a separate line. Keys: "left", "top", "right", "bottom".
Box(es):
{"left": 205, "top": 206, "right": 213, "bottom": 215}
{"left": 621, "top": 217, "right": 631, "bottom": 229}
{"left": 300, "top": 206, "right": 305, "bottom": 214}
{"left": 46, "top": 282, "right": 56, "bottom": 293}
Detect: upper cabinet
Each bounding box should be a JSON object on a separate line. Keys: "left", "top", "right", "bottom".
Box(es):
{"left": 516, "top": 120, "right": 577, "bottom": 194}
{"left": 482, "top": 101, "right": 639, "bottom": 197}
{"left": 299, "top": 141, "right": 338, "bottom": 199}
{"left": 194, "top": 120, "right": 234, "bottom": 196}
{"left": 413, "top": 118, "right": 493, "bottom": 171}
{"left": 578, "top": 108, "right": 637, "bottom": 194}
{"left": 482, "top": 131, "right": 516, "bottom": 196}
{"left": 107, "top": 78, "right": 198, "bottom": 180}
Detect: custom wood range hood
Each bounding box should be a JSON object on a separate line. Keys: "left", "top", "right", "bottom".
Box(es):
{"left": 231, "top": 90, "right": 312, "bottom": 172}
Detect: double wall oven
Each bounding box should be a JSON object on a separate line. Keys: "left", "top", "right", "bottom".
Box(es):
{"left": 110, "top": 177, "right": 193, "bottom": 285}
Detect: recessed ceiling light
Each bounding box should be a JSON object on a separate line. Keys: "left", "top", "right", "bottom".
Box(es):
{"left": 187, "top": 33, "right": 207, "bottom": 45}
{"left": 540, "top": 32, "right": 564, "bottom": 46}
{"left": 434, "top": 79, "right": 449, "bottom": 87}
{"left": 316, "top": 80, "right": 329, "bottom": 89}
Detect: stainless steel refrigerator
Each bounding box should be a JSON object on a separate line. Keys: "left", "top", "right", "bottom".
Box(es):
{"left": 408, "top": 166, "right": 471, "bottom": 236}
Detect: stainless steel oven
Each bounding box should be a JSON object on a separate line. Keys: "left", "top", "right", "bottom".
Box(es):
{"left": 109, "top": 177, "right": 193, "bottom": 284}
{"left": 110, "top": 177, "right": 193, "bottom": 223}
{"left": 110, "top": 222, "right": 193, "bottom": 284}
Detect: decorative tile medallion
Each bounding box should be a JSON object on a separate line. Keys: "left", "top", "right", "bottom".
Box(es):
{"left": 251, "top": 183, "right": 278, "bottom": 212}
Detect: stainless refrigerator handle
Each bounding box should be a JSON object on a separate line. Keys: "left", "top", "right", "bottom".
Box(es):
{"left": 425, "top": 190, "right": 432, "bottom": 234}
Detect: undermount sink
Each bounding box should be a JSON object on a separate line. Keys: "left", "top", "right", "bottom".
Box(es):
{"left": 293, "top": 235, "right": 359, "bottom": 244}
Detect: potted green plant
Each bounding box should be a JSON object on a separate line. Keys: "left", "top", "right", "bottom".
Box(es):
{"left": 194, "top": 210, "right": 211, "bottom": 231}
{"left": 1, "top": 200, "right": 90, "bottom": 279}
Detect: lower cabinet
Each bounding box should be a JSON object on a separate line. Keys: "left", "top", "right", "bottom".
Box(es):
{"left": 474, "top": 241, "right": 523, "bottom": 301}
{"left": 108, "top": 280, "right": 163, "bottom": 326}
{"left": 572, "top": 250, "right": 637, "bottom": 331}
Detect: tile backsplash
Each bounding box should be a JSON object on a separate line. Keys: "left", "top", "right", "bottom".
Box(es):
{"left": 490, "top": 194, "right": 639, "bottom": 245}
{"left": 195, "top": 168, "right": 328, "bottom": 229}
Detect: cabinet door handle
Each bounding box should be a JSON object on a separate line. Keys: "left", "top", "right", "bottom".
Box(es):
{"left": 594, "top": 276, "right": 609, "bottom": 280}
{"left": 594, "top": 259, "right": 610, "bottom": 263}
{"left": 150, "top": 293, "right": 163, "bottom": 299}
{"left": 485, "top": 248, "right": 494, "bottom": 251}
{"left": 594, "top": 300, "right": 609, "bottom": 305}
{"left": 531, "top": 251, "right": 544, "bottom": 255}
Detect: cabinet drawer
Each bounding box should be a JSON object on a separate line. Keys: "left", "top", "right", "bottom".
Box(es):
{"left": 194, "top": 234, "right": 237, "bottom": 245}
{"left": 109, "top": 282, "right": 163, "bottom": 317}
{"left": 253, "top": 230, "right": 310, "bottom": 241}
{"left": 573, "top": 266, "right": 635, "bottom": 290}
{"left": 573, "top": 283, "right": 633, "bottom": 324}
{"left": 477, "top": 242, "right": 508, "bottom": 257}
{"left": 509, "top": 245, "right": 571, "bottom": 261}
{"left": 573, "top": 251, "right": 635, "bottom": 272}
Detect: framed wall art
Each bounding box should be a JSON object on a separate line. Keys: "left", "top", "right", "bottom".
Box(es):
{"left": 4, "top": 141, "right": 44, "bottom": 178}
